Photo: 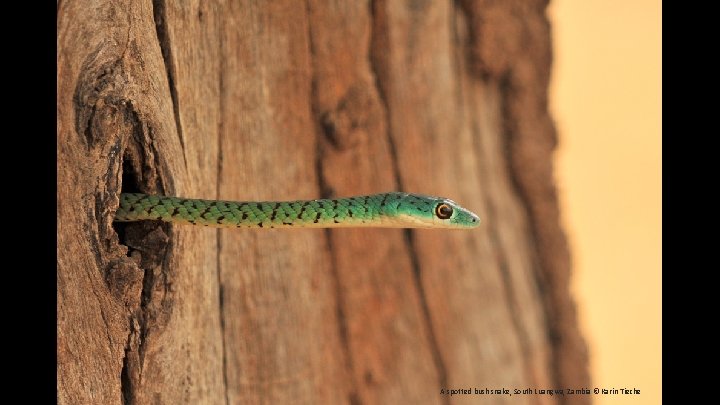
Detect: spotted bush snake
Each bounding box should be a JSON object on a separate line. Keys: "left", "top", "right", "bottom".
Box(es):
{"left": 115, "top": 192, "right": 480, "bottom": 229}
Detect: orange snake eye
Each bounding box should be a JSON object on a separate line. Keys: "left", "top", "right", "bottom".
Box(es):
{"left": 435, "top": 203, "right": 453, "bottom": 219}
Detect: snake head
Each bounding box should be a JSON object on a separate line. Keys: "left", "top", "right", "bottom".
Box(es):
{"left": 389, "top": 193, "right": 481, "bottom": 229}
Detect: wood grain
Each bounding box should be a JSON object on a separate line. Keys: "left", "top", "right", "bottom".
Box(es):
{"left": 57, "top": 1, "right": 589, "bottom": 404}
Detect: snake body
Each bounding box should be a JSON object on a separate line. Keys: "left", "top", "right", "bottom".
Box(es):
{"left": 116, "top": 192, "right": 480, "bottom": 229}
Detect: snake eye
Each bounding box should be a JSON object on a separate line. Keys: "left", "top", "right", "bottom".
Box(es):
{"left": 435, "top": 203, "right": 453, "bottom": 219}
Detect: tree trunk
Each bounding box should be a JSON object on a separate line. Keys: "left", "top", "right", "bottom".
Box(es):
{"left": 57, "top": 1, "right": 589, "bottom": 404}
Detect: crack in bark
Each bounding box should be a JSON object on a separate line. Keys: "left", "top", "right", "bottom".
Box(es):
{"left": 216, "top": 234, "right": 230, "bottom": 405}
{"left": 71, "top": 42, "right": 160, "bottom": 404}
{"left": 304, "top": 1, "right": 359, "bottom": 401}
{"left": 152, "top": 0, "right": 188, "bottom": 169}
{"left": 316, "top": 140, "right": 359, "bottom": 403}
{"left": 120, "top": 318, "right": 138, "bottom": 405}
{"left": 314, "top": 111, "right": 356, "bottom": 392}
{"left": 369, "top": 2, "right": 449, "bottom": 403}
{"left": 113, "top": 106, "right": 173, "bottom": 403}
{"left": 216, "top": 29, "right": 231, "bottom": 404}
{"left": 120, "top": 332, "right": 133, "bottom": 405}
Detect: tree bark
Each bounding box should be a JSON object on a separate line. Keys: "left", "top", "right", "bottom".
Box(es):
{"left": 57, "top": 1, "right": 589, "bottom": 404}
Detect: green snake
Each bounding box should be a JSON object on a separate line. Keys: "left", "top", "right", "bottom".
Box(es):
{"left": 115, "top": 192, "right": 480, "bottom": 229}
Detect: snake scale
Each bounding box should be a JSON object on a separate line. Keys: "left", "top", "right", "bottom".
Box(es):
{"left": 115, "top": 192, "right": 480, "bottom": 229}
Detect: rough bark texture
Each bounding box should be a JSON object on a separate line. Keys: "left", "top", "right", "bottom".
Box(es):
{"left": 57, "top": 1, "right": 590, "bottom": 404}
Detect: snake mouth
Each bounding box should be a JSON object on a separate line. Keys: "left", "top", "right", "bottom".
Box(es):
{"left": 468, "top": 212, "right": 481, "bottom": 227}
{"left": 447, "top": 209, "right": 481, "bottom": 228}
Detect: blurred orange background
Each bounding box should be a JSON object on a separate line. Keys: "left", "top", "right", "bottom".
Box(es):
{"left": 549, "top": 1, "right": 661, "bottom": 404}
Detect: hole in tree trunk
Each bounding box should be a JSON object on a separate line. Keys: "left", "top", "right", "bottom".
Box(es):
{"left": 111, "top": 150, "right": 170, "bottom": 269}
{"left": 112, "top": 153, "right": 141, "bottom": 250}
